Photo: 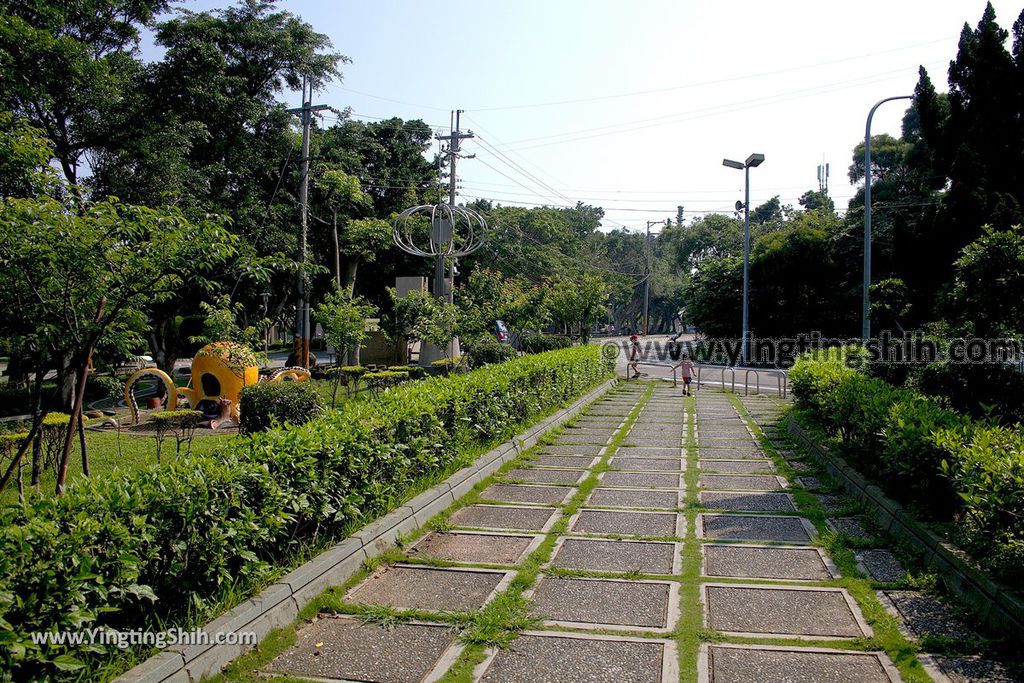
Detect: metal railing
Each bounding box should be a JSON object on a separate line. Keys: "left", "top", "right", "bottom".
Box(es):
{"left": 694, "top": 365, "right": 787, "bottom": 398}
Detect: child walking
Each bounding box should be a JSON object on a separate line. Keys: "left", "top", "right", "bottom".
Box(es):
{"left": 673, "top": 353, "right": 695, "bottom": 396}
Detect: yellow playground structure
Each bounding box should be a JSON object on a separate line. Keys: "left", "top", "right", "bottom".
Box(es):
{"left": 124, "top": 341, "right": 310, "bottom": 425}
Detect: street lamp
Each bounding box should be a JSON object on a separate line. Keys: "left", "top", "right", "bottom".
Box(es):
{"left": 723, "top": 153, "right": 765, "bottom": 366}
{"left": 862, "top": 95, "right": 913, "bottom": 342}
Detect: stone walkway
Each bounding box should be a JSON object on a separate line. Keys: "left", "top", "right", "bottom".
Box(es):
{"left": 251, "top": 382, "right": 1017, "bottom": 683}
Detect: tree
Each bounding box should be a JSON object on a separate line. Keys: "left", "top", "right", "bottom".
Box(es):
{"left": 314, "top": 291, "right": 377, "bottom": 403}
{"left": 798, "top": 190, "right": 834, "bottom": 213}
{"left": 947, "top": 225, "right": 1024, "bottom": 337}
{"left": 0, "top": 0, "right": 170, "bottom": 188}
{"left": 545, "top": 273, "right": 609, "bottom": 342}
{"left": 0, "top": 196, "right": 237, "bottom": 494}
{"left": 315, "top": 168, "right": 370, "bottom": 291}
{"left": 0, "top": 111, "right": 59, "bottom": 198}
{"left": 683, "top": 257, "right": 742, "bottom": 339}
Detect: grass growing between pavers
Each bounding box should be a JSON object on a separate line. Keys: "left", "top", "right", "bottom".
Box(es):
{"left": 212, "top": 382, "right": 645, "bottom": 683}
{"left": 723, "top": 391, "right": 932, "bottom": 683}
{"left": 673, "top": 388, "right": 704, "bottom": 683}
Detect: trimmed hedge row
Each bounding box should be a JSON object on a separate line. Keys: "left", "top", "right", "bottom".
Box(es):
{"left": 790, "top": 349, "right": 1023, "bottom": 586}
{"left": 0, "top": 346, "right": 612, "bottom": 678}
{"left": 239, "top": 380, "right": 324, "bottom": 434}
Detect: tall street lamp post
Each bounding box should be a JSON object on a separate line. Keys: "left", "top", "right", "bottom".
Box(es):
{"left": 863, "top": 95, "right": 913, "bottom": 342}
{"left": 723, "top": 153, "right": 765, "bottom": 366}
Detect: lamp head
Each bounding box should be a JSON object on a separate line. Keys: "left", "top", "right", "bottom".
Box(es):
{"left": 722, "top": 158, "right": 744, "bottom": 170}
{"left": 746, "top": 153, "right": 765, "bottom": 167}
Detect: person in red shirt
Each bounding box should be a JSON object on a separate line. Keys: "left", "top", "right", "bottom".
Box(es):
{"left": 673, "top": 353, "right": 695, "bottom": 396}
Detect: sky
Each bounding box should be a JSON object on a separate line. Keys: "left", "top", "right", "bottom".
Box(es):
{"left": 155, "top": 1, "right": 1023, "bottom": 231}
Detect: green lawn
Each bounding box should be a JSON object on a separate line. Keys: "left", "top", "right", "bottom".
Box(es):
{"left": 2, "top": 427, "right": 232, "bottom": 502}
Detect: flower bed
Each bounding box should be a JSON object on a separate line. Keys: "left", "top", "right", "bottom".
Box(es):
{"left": 0, "top": 346, "right": 612, "bottom": 678}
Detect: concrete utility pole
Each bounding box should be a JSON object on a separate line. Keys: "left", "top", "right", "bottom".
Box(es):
{"left": 643, "top": 220, "right": 660, "bottom": 335}
{"left": 287, "top": 77, "right": 329, "bottom": 368}
{"left": 434, "top": 110, "right": 475, "bottom": 303}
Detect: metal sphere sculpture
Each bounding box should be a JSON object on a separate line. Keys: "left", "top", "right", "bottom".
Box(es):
{"left": 392, "top": 203, "right": 487, "bottom": 260}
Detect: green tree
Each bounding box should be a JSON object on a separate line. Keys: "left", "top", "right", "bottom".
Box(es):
{"left": 0, "top": 195, "right": 237, "bottom": 493}
{"left": 315, "top": 168, "right": 370, "bottom": 291}
{"left": 0, "top": 0, "right": 168, "bottom": 188}
{"left": 545, "top": 273, "right": 609, "bottom": 342}
{"left": 314, "top": 291, "right": 377, "bottom": 401}
{"left": 947, "top": 225, "right": 1024, "bottom": 336}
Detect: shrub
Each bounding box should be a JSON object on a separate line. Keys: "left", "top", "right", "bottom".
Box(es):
{"left": 465, "top": 336, "right": 517, "bottom": 368}
{"left": 239, "top": 380, "right": 323, "bottom": 434}
{"left": 429, "top": 357, "right": 465, "bottom": 374}
{"left": 387, "top": 365, "right": 426, "bottom": 380}
{"left": 150, "top": 409, "right": 203, "bottom": 460}
{"left": 39, "top": 412, "right": 71, "bottom": 474}
{"left": 85, "top": 374, "right": 124, "bottom": 402}
{"left": 364, "top": 370, "right": 410, "bottom": 395}
{"left": 913, "top": 360, "right": 1024, "bottom": 425}
{"left": 521, "top": 334, "right": 572, "bottom": 354}
{"left": 0, "top": 346, "right": 610, "bottom": 678}
{"left": 881, "top": 396, "right": 969, "bottom": 516}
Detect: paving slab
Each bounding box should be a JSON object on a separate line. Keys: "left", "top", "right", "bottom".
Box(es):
{"left": 700, "top": 474, "right": 785, "bottom": 491}
{"left": 855, "top": 549, "right": 906, "bottom": 583}
{"left": 572, "top": 417, "right": 623, "bottom": 427}
{"left": 408, "top": 531, "right": 541, "bottom": 565}
{"left": 550, "top": 433, "right": 610, "bottom": 445}
{"left": 504, "top": 468, "right": 586, "bottom": 485}
{"left": 699, "top": 438, "right": 759, "bottom": 450}
{"left": 922, "top": 654, "right": 1020, "bottom": 683}
{"left": 827, "top": 517, "right": 873, "bottom": 541}
{"left": 549, "top": 537, "right": 680, "bottom": 574}
{"left": 531, "top": 454, "right": 598, "bottom": 469}
{"left": 703, "top": 544, "right": 837, "bottom": 581}
{"left": 623, "top": 436, "right": 684, "bottom": 447}
{"left": 264, "top": 617, "right": 456, "bottom": 683}
{"left": 565, "top": 426, "right": 619, "bottom": 436}
{"left": 478, "top": 484, "right": 573, "bottom": 506}
{"left": 450, "top": 504, "right": 558, "bottom": 532}
{"left": 601, "top": 471, "right": 683, "bottom": 489}
{"left": 529, "top": 577, "right": 677, "bottom": 630}
{"left": 796, "top": 476, "right": 826, "bottom": 490}
{"left": 698, "top": 447, "right": 767, "bottom": 460}
{"left": 609, "top": 456, "right": 685, "bottom": 471}
{"left": 879, "top": 591, "right": 976, "bottom": 640}
{"left": 702, "top": 644, "right": 899, "bottom": 683}
{"left": 698, "top": 459, "right": 775, "bottom": 473}
{"left": 587, "top": 487, "right": 682, "bottom": 510}
{"left": 703, "top": 584, "right": 869, "bottom": 638}
{"left": 477, "top": 632, "right": 676, "bottom": 683}
{"left": 537, "top": 444, "right": 604, "bottom": 456}
{"left": 613, "top": 446, "right": 682, "bottom": 459}
{"left": 814, "top": 493, "right": 852, "bottom": 514}
{"left": 699, "top": 513, "right": 816, "bottom": 544}
{"left": 698, "top": 427, "right": 753, "bottom": 436}
{"left": 699, "top": 491, "right": 797, "bottom": 512}
{"left": 347, "top": 566, "right": 512, "bottom": 612}
{"left": 569, "top": 509, "right": 682, "bottom": 537}
{"left": 786, "top": 459, "right": 812, "bottom": 472}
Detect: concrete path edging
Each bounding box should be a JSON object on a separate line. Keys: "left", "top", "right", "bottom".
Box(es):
{"left": 116, "top": 377, "right": 618, "bottom": 683}
{"left": 786, "top": 416, "right": 1024, "bottom": 634}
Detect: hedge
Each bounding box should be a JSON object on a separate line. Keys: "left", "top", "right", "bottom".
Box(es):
{"left": 521, "top": 334, "right": 573, "bottom": 354}
{"left": 790, "top": 349, "right": 1022, "bottom": 586}
{"left": 0, "top": 345, "right": 612, "bottom": 678}
{"left": 239, "top": 380, "right": 324, "bottom": 434}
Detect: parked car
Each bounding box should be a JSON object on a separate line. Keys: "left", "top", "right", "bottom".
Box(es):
{"left": 494, "top": 320, "right": 510, "bottom": 344}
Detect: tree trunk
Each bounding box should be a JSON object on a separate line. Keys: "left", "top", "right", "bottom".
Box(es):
{"left": 29, "top": 370, "right": 43, "bottom": 489}
{"left": 343, "top": 260, "right": 358, "bottom": 297}
{"left": 332, "top": 210, "right": 342, "bottom": 291}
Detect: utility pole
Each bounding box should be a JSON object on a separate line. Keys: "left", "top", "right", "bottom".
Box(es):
{"left": 677, "top": 205, "right": 684, "bottom": 226}
{"left": 434, "top": 110, "right": 475, "bottom": 303}
{"left": 643, "top": 220, "right": 660, "bottom": 335}
{"left": 287, "top": 77, "right": 329, "bottom": 368}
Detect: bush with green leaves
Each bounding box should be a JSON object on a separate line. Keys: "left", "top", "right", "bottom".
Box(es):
{"left": 792, "top": 349, "right": 1024, "bottom": 586}
{"left": 520, "top": 334, "right": 572, "bottom": 354}
{"left": 239, "top": 380, "right": 323, "bottom": 434}
{"left": 466, "top": 335, "right": 517, "bottom": 367}
{"left": 85, "top": 374, "right": 124, "bottom": 401}
{"left": 0, "top": 346, "right": 610, "bottom": 678}
{"left": 364, "top": 370, "right": 409, "bottom": 395}
{"left": 936, "top": 425, "right": 1024, "bottom": 585}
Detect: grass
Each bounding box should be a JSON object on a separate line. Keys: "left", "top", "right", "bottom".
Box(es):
{"left": 1, "top": 426, "right": 229, "bottom": 502}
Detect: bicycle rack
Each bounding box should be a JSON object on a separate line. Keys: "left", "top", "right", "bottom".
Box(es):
{"left": 743, "top": 369, "right": 760, "bottom": 396}
{"left": 695, "top": 365, "right": 788, "bottom": 398}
